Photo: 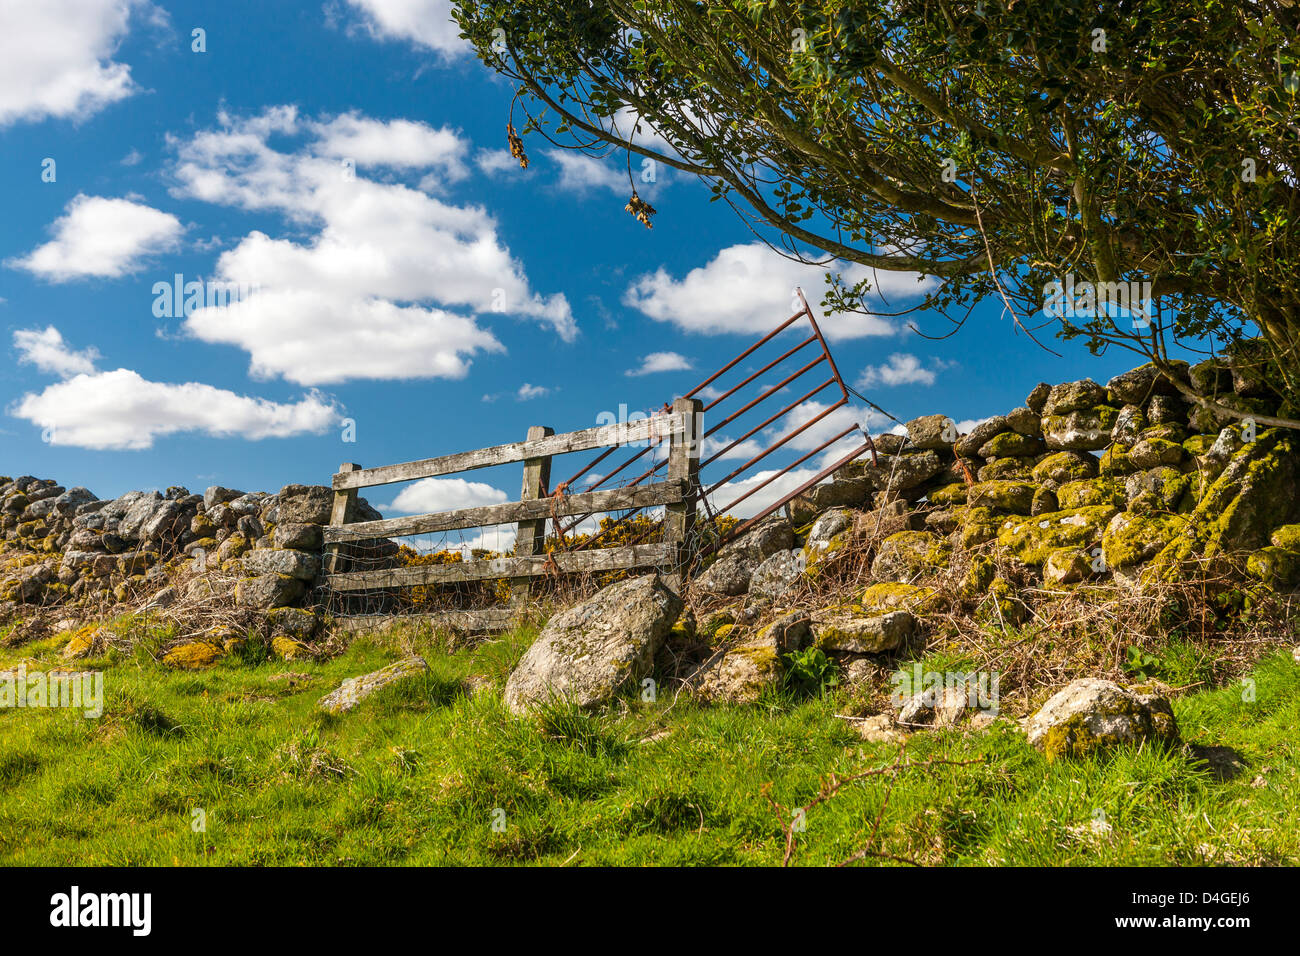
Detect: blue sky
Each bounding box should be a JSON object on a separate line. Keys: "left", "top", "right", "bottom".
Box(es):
{"left": 0, "top": 0, "right": 1149, "bottom": 534}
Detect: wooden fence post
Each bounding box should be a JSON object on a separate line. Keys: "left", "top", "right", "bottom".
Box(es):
{"left": 512, "top": 426, "right": 553, "bottom": 607}
{"left": 664, "top": 397, "right": 703, "bottom": 592}
{"left": 326, "top": 462, "right": 361, "bottom": 575}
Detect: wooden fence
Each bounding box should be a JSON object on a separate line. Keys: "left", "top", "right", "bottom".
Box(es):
{"left": 318, "top": 397, "right": 703, "bottom": 630}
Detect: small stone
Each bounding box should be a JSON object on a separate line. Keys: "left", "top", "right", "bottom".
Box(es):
{"left": 905, "top": 414, "right": 955, "bottom": 450}
{"left": 1025, "top": 678, "right": 1179, "bottom": 761}
{"left": 1025, "top": 383, "right": 1052, "bottom": 413}
{"left": 955, "top": 416, "right": 1009, "bottom": 458}
{"left": 1042, "top": 379, "right": 1108, "bottom": 416}
{"left": 242, "top": 548, "right": 320, "bottom": 581}
{"left": 898, "top": 685, "right": 973, "bottom": 728}
{"left": 810, "top": 608, "right": 914, "bottom": 653}
{"left": 275, "top": 522, "right": 324, "bottom": 551}
{"left": 236, "top": 574, "right": 306, "bottom": 609}
{"left": 162, "top": 641, "right": 224, "bottom": 669}
{"left": 856, "top": 714, "right": 905, "bottom": 744}
{"left": 318, "top": 657, "right": 429, "bottom": 714}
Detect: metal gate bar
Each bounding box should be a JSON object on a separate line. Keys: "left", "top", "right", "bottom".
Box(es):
{"left": 549, "top": 288, "right": 881, "bottom": 566}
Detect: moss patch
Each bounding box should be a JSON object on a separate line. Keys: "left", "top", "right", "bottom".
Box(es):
{"left": 996, "top": 506, "right": 1119, "bottom": 566}
{"left": 1057, "top": 478, "right": 1126, "bottom": 509}
{"left": 162, "top": 641, "right": 225, "bottom": 670}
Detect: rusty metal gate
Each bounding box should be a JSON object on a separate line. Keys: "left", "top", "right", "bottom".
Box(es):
{"left": 551, "top": 288, "right": 881, "bottom": 564}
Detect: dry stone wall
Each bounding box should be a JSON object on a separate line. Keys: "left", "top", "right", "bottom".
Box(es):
{"left": 0, "top": 478, "right": 386, "bottom": 619}
{"left": 700, "top": 354, "right": 1300, "bottom": 611}
{"left": 4, "top": 351, "right": 1299, "bottom": 627}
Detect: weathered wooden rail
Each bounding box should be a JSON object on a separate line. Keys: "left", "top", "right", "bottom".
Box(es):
{"left": 319, "top": 397, "right": 703, "bottom": 630}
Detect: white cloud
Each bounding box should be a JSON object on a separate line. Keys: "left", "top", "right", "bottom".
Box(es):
{"left": 548, "top": 149, "right": 627, "bottom": 195}
{"left": 312, "top": 113, "right": 468, "bottom": 178}
{"left": 624, "top": 242, "right": 938, "bottom": 340}
{"left": 167, "top": 107, "right": 574, "bottom": 385}
{"left": 0, "top": 0, "right": 151, "bottom": 127}
{"left": 403, "top": 524, "right": 518, "bottom": 555}
{"left": 954, "top": 417, "right": 992, "bottom": 435}
{"left": 856, "top": 353, "right": 937, "bottom": 388}
{"left": 13, "top": 327, "right": 99, "bottom": 378}
{"left": 704, "top": 466, "right": 817, "bottom": 520}
{"left": 625, "top": 351, "right": 693, "bottom": 376}
{"left": 696, "top": 384, "right": 724, "bottom": 402}
{"left": 344, "top": 0, "right": 465, "bottom": 57}
{"left": 761, "top": 400, "right": 888, "bottom": 456}
{"left": 8, "top": 194, "right": 183, "bottom": 282}
{"left": 187, "top": 291, "right": 503, "bottom": 386}
{"left": 9, "top": 325, "right": 340, "bottom": 450}
{"left": 477, "top": 148, "right": 521, "bottom": 176}
{"left": 11, "top": 372, "right": 338, "bottom": 451}
{"left": 387, "top": 477, "right": 508, "bottom": 515}
{"left": 516, "top": 383, "right": 549, "bottom": 400}
{"left": 702, "top": 435, "right": 763, "bottom": 462}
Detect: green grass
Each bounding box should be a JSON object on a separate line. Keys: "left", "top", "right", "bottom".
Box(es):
{"left": 0, "top": 618, "right": 1297, "bottom": 866}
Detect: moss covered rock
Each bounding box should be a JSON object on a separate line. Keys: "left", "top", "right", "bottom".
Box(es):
{"left": 958, "top": 506, "right": 1002, "bottom": 548}
{"left": 905, "top": 413, "right": 956, "bottom": 450}
{"left": 979, "top": 431, "right": 1044, "bottom": 459}
{"left": 271, "top": 635, "right": 312, "bottom": 660}
{"left": 860, "top": 581, "right": 939, "bottom": 613}
{"left": 1102, "top": 512, "right": 1191, "bottom": 572}
{"left": 1099, "top": 444, "right": 1138, "bottom": 477}
{"left": 1033, "top": 451, "right": 1100, "bottom": 484}
{"left": 977, "top": 457, "right": 1036, "bottom": 481}
{"left": 810, "top": 607, "right": 915, "bottom": 653}
{"left": 955, "top": 416, "right": 1010, "bottom": 458}
{"left": 1129, "top": 437, "right": 1185, "bottom": 470}
{"left": 696, "top": 639, "right": 781, "bottom": 704}
{"left": 1025, "top": 678, "right": 1179, "bottom": 762}
{"left": 318, "top": 656, "right": 429, "bottom": 714}
{"left": 162, "top": 641, "right": 225, "bottom": 669}
{"left": 1057, "top": 477, "right": 1126, "bottom": 509}
{"left": 995, "top": 505, "right": 1118, "bottom": 565}
{"left": 504, "top": 574, "right": 682, "bottom": 713}
{"left": 928, "top": 482, "right": 967, "bottom": 506}
{"left": 1154, "top": 428, "right": 1300, "bottom": 567}
{"left": 1246, "top": 547, "right": 1300, "bottom": 588}
{"left": 968, "top": 480, "right": 1036, "bottom": 514}
{"left": 1031, "top": 486, "right": 1059, "bottom": 516}
{"left": 266, "top": 607, "right": 321, "bottom": 642}
{"left": 960, "top": 553, "right": 997, "bottom": 597}
{"left": 1271, "top": 524, "right": 1300, "bottom": 551}
{"left": 1111, "top": 404, "right": 1147, "bottom": 444}
{"left": 1106, "top": 362, "right": 1188, "bottom": 405}
{"left": 871, "top": 531, "right": 951, "bottom": 580}
{"left": 1044, "top": 548, "right": 1092, "bottom": 585}
{"left": 1043, "top": 406, "right": 1120, "bottom": 451}
{"left": 1043, "top": 379, "right": 1108, "bottom": 416}
{"left": 60, "top": 624, "right": 104, "bottom": 660}
{"left": 798, "top": 507, "right": 854, "bottom": 575}
{"left": 1124, "top": 467, "right": 1193, "bottom": 513}
{"left": 977, "top": 577, "right": 1028, "bottom": 625}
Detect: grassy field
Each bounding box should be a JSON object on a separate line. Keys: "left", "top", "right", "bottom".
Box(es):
{"left": 1, "top": 617, "right": 1298, "bottom": 866}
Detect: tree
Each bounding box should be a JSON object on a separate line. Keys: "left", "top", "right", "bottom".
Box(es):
{"left": 453, "top": 0, "right": 1300, "bottom": 423}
